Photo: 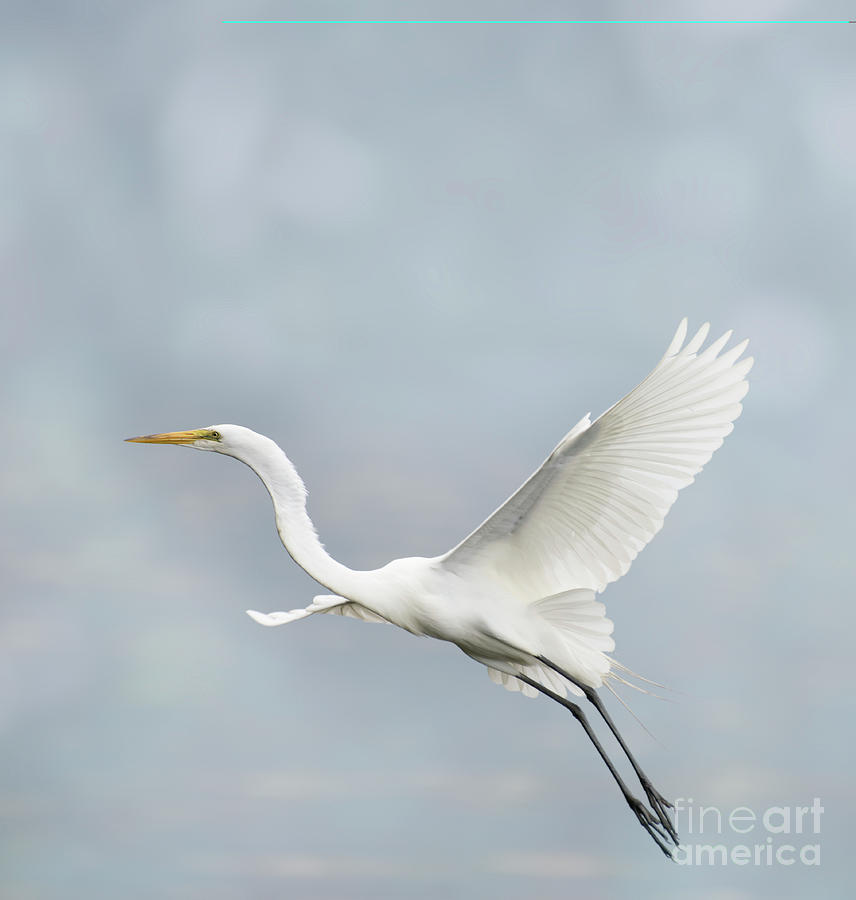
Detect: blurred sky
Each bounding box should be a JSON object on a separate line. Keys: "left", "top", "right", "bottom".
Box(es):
{"left": 2, "top": 2, "right": 854, "bottom": 898}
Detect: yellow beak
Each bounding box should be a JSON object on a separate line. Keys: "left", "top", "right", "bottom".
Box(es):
{"left": 125, "top": 429, "right": 209, "bottom": 445}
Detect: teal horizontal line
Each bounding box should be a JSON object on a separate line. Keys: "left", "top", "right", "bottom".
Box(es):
{"left": 222, "top": 19, "right": 851, "bottom": 25}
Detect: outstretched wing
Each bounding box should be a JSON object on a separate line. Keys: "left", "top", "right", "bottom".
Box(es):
{"left": 440, "top": 319, "right": 752, "bottom": 599}
{"left": 247, "top": 595, "right": 390, "bottom": 627}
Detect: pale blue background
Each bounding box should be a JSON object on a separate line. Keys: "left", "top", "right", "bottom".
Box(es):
{"left": 2, "top": 2, "right": 853, "bottom": 898}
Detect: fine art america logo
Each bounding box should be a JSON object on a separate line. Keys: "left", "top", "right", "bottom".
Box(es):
{"left": 672, "top": 798, "right": 823, "bottom": 866}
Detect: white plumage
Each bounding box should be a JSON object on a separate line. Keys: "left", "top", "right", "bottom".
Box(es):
{"left": 128, "top": 318, "right": 752, "bottom": 856}
{"left": 247, "top": 318, "right": 751, "bottom": 697}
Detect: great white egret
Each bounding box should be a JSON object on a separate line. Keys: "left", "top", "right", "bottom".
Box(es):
{"left": 127, "top": 318, "right": 751, "bottom": 856}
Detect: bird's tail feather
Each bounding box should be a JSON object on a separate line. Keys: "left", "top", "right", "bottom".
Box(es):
{"left": 607, "top": 658, "right": 675, "bottom": 699}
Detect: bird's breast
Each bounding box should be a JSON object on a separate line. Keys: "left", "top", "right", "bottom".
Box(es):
{"left": 399, "top": 583, "right": 534, "bottom": 664}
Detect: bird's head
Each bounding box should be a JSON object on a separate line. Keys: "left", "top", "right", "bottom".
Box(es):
{"left": 125, "top": 424, "right": 263, "bottom": 459}
{"left": 127, "top": 423, "right": 304, "bottom": 499}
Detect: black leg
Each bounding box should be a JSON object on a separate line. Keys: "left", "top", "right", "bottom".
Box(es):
{"left": 535, "top": 655, "right": 678, "bottom": 844}
{"left": 515, "top": 672, "right": 674, "bottom": 858}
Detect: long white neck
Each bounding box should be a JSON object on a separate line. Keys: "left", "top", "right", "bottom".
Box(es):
{"left": 230, "top": 436, "right": 364, "bottom": 600}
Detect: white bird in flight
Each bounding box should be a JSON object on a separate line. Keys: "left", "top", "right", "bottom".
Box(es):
{"left": 128, "top": 318, "right": 751, "bottom": 856}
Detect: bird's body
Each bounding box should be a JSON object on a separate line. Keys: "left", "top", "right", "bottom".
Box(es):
{"left": 327, "top": 555, "right": 579, "bottom": 674}
{"left": 128, "top": 318, "right": 752, "bottom": 856}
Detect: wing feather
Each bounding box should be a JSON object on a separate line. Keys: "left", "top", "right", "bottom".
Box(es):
{"left": 247, "top": 595, "right": 389, "bottom": 627}
{"left": 440, "top": 319, "right": 752, "bottom": 598}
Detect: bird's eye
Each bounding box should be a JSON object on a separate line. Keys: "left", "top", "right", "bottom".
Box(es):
{"left": 210, "top": 431, "right": 222, "bottom": 441}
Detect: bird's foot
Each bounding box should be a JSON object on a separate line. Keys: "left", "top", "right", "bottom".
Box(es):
{"left": 625, "top": 794, "right": 675, "bottom": 858}
{"left": 640, "top": 779, "right": 679, "bottom": 845}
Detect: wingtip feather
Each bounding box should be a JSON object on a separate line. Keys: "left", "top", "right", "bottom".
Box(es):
{"left": 246, "top": 609, "right": 300, "bottom": 627}
{"left": 685, "top": 321, "right": 710, "bottom": 355}
{"left": 665, "top": 318, "right": 688, "bottom": 358}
